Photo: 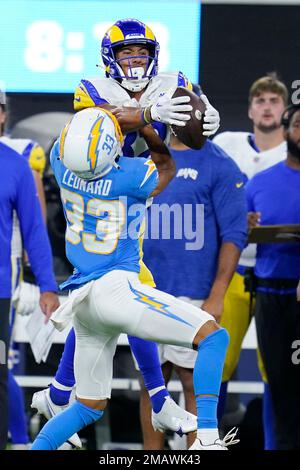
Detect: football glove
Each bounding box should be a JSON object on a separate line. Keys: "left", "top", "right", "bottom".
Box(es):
{"left": 150, "top": 87, "right": 192, "bottom": 127}
{"left": 12, "top": 281, "right": 40, "bottom": 316}
{"left": 200, "top": 94, "right": 220, "bottom": 136}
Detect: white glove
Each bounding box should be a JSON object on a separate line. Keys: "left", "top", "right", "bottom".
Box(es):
{"left": 12, "top": 281, "right": 40, "bottom": 316}
{"left": 150, "top": 88, "right": 192, "bottom": 127}
{"left": 200, "top": 94, "right": 220, "bottom": 136}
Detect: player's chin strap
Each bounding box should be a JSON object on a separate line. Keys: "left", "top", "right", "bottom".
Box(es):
{"left": 119, "top": 63, "right": 155, "bottom": 92}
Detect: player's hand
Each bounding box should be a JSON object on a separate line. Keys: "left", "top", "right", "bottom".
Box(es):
{"left": 39, "top": 292, "right": 60, "bottom": 324}
{"left": 248, "top": 211, "right": 261, "bottom": 229}
{"left": 150, "top": 88, "right": 192, "bottom": 127}
{"left": 202, "top": 295, "right": 224, "bottom": 323}
{"left": 200, "top": 94, "right": 220, "bottom": 136}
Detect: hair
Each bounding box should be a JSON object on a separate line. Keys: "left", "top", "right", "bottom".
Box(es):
{"left": 249, "top": 73, "right": 288, "bottom": 106}
{"left": 281, "top": 104, "right": 300, "bottom": 129}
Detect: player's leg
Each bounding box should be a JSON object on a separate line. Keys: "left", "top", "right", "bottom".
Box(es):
{"left": 257, "top": 348, "right": 277, "bottom": 450}
{"left": 0, "top": 298, "right": 11, "bottom": 450}
{"left": 255, "top": 291, "right": 296, "bottom": 450}
{"left": 49, "top": 328, "right": 75, "bottom": 405}
{"left": 30, "top": 327, "right": 81, "bottom": 448}
{"left": 128, "top": 336, "right": 171, "bottom": 415}
{"left": 219, "top": 272, "right": 252, "bottom": 418}
{"left": 129, "top": 259, "right": 194, "bottom": 434}
{"left": 174, "top": 365, "right": 196, "bottom": 448}
{"left": 8, "top": 257, "right": 29, "bottom": 448}
{"left": 139, "top": 360, "right": 173, "bottom": 450}
{"left": 128, "top": 335, "right": 195, "bottom": 438}
{"left": 154, "top": 298, "right": 202, "bottom": 449}
{"left": 95, "top": 271, "right": 234, "bottom": 449}
{"left": 31, "top": 328, "right": 75, "bottom": 409}
{"left": 8, "top": 370, "right": 30, "bottom": 448}
{"left": 32, "top": 309, "right": 118, "bottom": 450}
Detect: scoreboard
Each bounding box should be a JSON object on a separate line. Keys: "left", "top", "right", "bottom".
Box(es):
{"left": 0, "top": 0, "right": 201, "bottom": 93}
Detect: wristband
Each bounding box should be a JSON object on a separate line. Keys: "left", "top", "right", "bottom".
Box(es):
{"left": 141, "top": 107, "right": 153, "bottom": 125}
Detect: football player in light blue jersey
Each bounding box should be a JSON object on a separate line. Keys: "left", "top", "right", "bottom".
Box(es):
{"left": 31, "top": 108, "right": 237, "bottom": 451}
{"left": 32, "top": 18, "right": 223, "bottom": 446}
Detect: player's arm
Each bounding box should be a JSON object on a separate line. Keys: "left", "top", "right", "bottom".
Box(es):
{"left": 139, "top": 125, "right": 176, "bottom": 197}
{"left": 74, "top": 79, "right": 192, "bottom": 133}
{"left": 202, "top": 157, "right": 247, "bottom": 322}
{"left": 22, "top": 169, "right": 47, "bottom": 266}
{"left": 15, "top": 161, "right": 59, "bottom": 320}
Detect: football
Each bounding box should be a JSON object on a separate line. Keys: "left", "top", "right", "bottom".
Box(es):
{"left": 171, "top": 87, "right": 207, "bottom": 150}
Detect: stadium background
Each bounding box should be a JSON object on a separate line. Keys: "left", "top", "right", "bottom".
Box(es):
{"left": 1, "top": 0, "right": 300, "bottom": 449}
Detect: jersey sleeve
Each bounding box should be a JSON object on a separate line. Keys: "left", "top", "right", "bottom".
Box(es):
{"left": 133, "top": 158, "right": 158, "bottom": 200}
{"left": 28, "top": 144, "right": 46, "bottom": 176}
{"left": 22, "top": 141, "right": 46, "bottom": 176}
{"left": 74, "top": 79, "right": 109, "bottom": 111}
{"left": 50, "top": 139, "right": 64, "bottom": 185}
{"left": 212, "top": 154, "right": 248, "bottom": 252}
{"left": 212, "top": 132, "right": 237, "bottom": 157}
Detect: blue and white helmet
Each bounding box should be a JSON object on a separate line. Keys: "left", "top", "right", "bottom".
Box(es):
{"left": 101, "top": 18, "right": 160, "bottom": 92}
{"left": 59, "top": 108, "right": 124, "bottom": 180}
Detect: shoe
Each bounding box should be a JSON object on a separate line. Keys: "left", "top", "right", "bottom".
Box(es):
{"left": 189, "top": 427, "right": 239, "bottom": 450}
{"left": 31, "top": 388, "right": 82, "bottom": 448}
{"left": 10, "top": 443, "right": 31, "bottom": 450}
{"left": 151, "top": 396, "right": 197, "bottom": 435}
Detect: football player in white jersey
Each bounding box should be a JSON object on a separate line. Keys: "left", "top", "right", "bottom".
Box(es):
{"left": 213, "top": 74, "right": 288, "bottom": 450}
{"left": 32, "top": 19, "right": 221, "bottom": 448}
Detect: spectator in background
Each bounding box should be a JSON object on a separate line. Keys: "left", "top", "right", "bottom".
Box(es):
{"left": 141, "top": 129, "right": 247, "bottom": 449}
{"left": 246, "top": 104, "right": 300, "bottom": 449}
{"left": 213, "top": 74, "right": 288, "bottom": 449}
{"left": 1, "top": 93, "right": 49, "bottom": 449}
{"left": 0, "top": 93, "right": 59, "bottom": 450}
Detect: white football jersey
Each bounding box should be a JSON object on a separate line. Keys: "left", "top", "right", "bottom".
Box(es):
{"left": 213, "top": 131, "right": 287, "bottom": 267}
{"left": 74, "top": 72, "right": 192, "bottom": 157}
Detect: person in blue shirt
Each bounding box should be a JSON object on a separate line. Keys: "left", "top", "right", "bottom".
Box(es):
{"left": 246, "top": 104, "right": 300, "bottom": 449}
{"left": 31, "top": 107, "right": 238, "bottom": 451}
{"left": 141, "top": 134, "right": 247, "bottom": 448}
{"left": 0, "top": 123, "right": 59, "bottom": 449}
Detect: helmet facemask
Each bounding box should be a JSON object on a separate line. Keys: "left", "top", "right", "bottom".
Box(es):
{"left": 101, "top": 19, "right": 160, "bottom": 92}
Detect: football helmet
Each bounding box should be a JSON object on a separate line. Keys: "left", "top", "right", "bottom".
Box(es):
{"left": 101, "top": 18, "right": 160, "bottom": 92}
{"left": 59, "top": 108, "right": 124, "bottom": 180}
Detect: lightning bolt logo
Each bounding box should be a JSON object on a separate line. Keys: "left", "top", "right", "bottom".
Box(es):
{"left": 140, "top": 159, "right": 157, "bottom": 188}
{"left": 128, "top": 282, "right": 193, "bottom": 327}
{"left": 59, "top": 118, "right": 73, "bottom": 160}
{"left": 87, "top": 116, "right": 104, "bottom": 172}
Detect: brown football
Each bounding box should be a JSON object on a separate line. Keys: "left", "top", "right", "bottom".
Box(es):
{"left": 171, "top": 87, "right": 207, "bottom": 150}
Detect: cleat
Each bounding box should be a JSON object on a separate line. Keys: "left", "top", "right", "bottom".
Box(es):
{"left": 31, "top": 388, "right": 82, "bottom": 448}
{"left": 11, "top": 443, "right": 31, "bottom": 450}
{"left": 189, "top": 427, "right": 240, "bottom": 450}
{"left": 151, "top": 396, "right": 197, "bottom": 435}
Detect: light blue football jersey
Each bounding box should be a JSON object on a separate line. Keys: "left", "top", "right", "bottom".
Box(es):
{"left": 50, "top": 141, "right": 158, "bottom": 290}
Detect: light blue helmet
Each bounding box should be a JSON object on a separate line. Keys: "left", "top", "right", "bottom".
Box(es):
{"left": 101, "top": 18, "right": 160, "bottom": 92}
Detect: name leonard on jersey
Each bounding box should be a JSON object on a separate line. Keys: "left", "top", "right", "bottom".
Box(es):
{"left": 62, "top": 168, "right": 112, "bottom": 196}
